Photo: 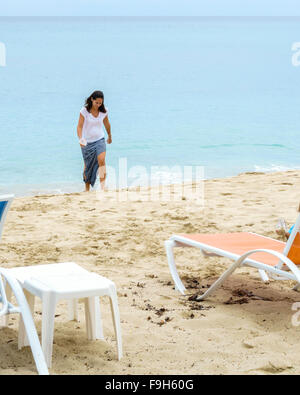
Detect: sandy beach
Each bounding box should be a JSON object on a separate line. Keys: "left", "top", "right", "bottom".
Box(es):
{"left": 1, "top": 170, "right": 300, "bottom": 375}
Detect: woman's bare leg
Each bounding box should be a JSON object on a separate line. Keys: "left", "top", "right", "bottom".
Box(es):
{"left": 83, "top": 162, "right": 90, "bottom": 192}
{"left": 97, "top": 152, "right": 107, "bottom": 190}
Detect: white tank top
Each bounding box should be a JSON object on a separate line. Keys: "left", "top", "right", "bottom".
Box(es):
{"left": 80, "top": 107, "right": 108, "bottom": 143}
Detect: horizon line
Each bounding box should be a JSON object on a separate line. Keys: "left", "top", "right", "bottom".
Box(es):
{"left": 1, "top": 15, "right": 300, "bottom": 18}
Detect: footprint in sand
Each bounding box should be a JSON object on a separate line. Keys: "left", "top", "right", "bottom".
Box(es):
{"left": 257, "top": 363, "right": 293, "bottom": 374}
{"left": 86, "top": 224, "right": 96, "bottom": 231}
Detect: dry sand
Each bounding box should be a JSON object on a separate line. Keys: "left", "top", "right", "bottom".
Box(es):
{"left": 1, "top": 170, "right": 300, "bottom": 375}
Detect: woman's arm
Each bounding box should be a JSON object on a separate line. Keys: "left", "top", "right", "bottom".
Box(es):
{"left": 103, "top": 116, "right": 112, "bottom": 144}
{"left": 77, "top": 113, "right": 85, "bottom": 139}
{"left": 77, "top": 113, "right": 86, "bottom": 147}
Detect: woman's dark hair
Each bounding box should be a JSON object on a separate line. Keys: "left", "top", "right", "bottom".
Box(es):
{"left": 85, "top": 91, "right": 107, "bottom": 113}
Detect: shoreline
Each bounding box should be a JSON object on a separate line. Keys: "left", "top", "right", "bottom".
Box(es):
{"left": 2, "top": 168, "right": 300, "bottom": 199}
{"left": 1, "top": 169, "right": 300, "bottom": 374}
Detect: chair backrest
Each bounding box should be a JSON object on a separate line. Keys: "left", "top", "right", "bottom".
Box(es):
{"left": 0, "top": 195, "right": 14, "bottom": 314}
{"left": 280, "top": 212, "right": 300, "bottom": 267}
{"left": 0, "top": 195, "right": 14, "bottom": 241}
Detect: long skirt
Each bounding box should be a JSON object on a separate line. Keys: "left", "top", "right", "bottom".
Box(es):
{"left": 81, "top": 138, "right": 106, "bottom": 187}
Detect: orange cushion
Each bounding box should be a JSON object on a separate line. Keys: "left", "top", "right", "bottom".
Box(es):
{"left": 287, "top": 233, "right": 300, "bottom": 265}
{"left": 178, "top": 232, "right": 287, "bottom": 267}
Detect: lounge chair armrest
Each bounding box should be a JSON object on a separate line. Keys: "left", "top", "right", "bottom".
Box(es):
{"left": 0, "top": 269, "right": 26, "bottom": 312}
{"left": 237, "top": 249, "right": 300, "bottom": 283}
{"left": 0, "top": 272, "right": 8, "bottom": 317}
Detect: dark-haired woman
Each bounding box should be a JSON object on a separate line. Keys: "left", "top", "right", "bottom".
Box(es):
{"left": 77, "top": 91, "right": 112, "bottom": 192}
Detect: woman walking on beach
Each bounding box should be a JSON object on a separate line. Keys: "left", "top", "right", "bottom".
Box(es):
{"left": 77, "top": 90, "right": 112, "bottom": 191}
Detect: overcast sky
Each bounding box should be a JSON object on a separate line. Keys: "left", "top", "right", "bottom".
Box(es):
{"left": 1, "top": 0, "right": 299, "bottom": 16}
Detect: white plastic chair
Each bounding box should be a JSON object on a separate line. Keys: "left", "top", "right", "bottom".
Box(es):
{"left": 0, "top": 195, "right": 48, "bottom": 375}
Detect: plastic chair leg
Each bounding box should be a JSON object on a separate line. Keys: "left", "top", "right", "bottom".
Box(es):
{"left": 84, "top": 297, "right": 93, "bottom": 340}
{"left": 67, "top": 299, "right": 79, "bottom": 321}
{"left": 18, "top": 291, "right": 35, "bottom": 349}
{"left": 108, "top": 285, "right": 123, "bottom": 360}
{"left": 42, "top": 293, "right": 57, "bottom": 369}
{"left": 19, "top": 296, "right": 49, "bottom": 375}
{"left": 91, "top": 296, "right": 104, "bottom": 340}
{"left": 164, "top": 240, "right": 186, "bottom": 294}
{"left": 259, "top": 269, "right": 269, "bottom": 283}
{"left": 0, "top": 282, "right": 12, "bottom": 327}
{"left": 84, "top": 297, "right": 104, "bottom": 340}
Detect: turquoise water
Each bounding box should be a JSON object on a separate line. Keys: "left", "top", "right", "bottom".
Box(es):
{"left": 0, "top": 17, "right": 300, "bottom": 195}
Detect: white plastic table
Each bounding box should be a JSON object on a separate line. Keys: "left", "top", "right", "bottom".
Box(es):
{"left": 6, "top": 262, "right": 122, "bottom": 368}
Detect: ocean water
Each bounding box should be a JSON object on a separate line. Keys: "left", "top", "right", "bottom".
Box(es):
{"left": 0, "top": 17, "right": 300, "bottom": 196}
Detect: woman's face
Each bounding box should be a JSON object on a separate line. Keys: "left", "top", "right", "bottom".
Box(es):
{"left": 92, "top": 98, "right": 103, "bottom": 109}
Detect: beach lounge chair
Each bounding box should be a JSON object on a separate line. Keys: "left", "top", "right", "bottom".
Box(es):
{"left": 165, "top": 213, "right": 300, "bottom": 298}
{"left": 0, "top": 194, "right": 14, "bottom": 240}
{"left": 0, "top": 195, "right": 48, "bottom": 375}
{"left": 1, "top": 195, "right": 122, "bottom": 369}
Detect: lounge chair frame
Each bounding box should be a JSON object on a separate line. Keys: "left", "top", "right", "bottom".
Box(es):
{"left": 0, "top": 269, "right": 49, "bottom": 375}
{"left": 165, "top": 213, "right": 300, "bottom": 298}
{"left": 0, "top": 195, "right": 48, "bottom": 375}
